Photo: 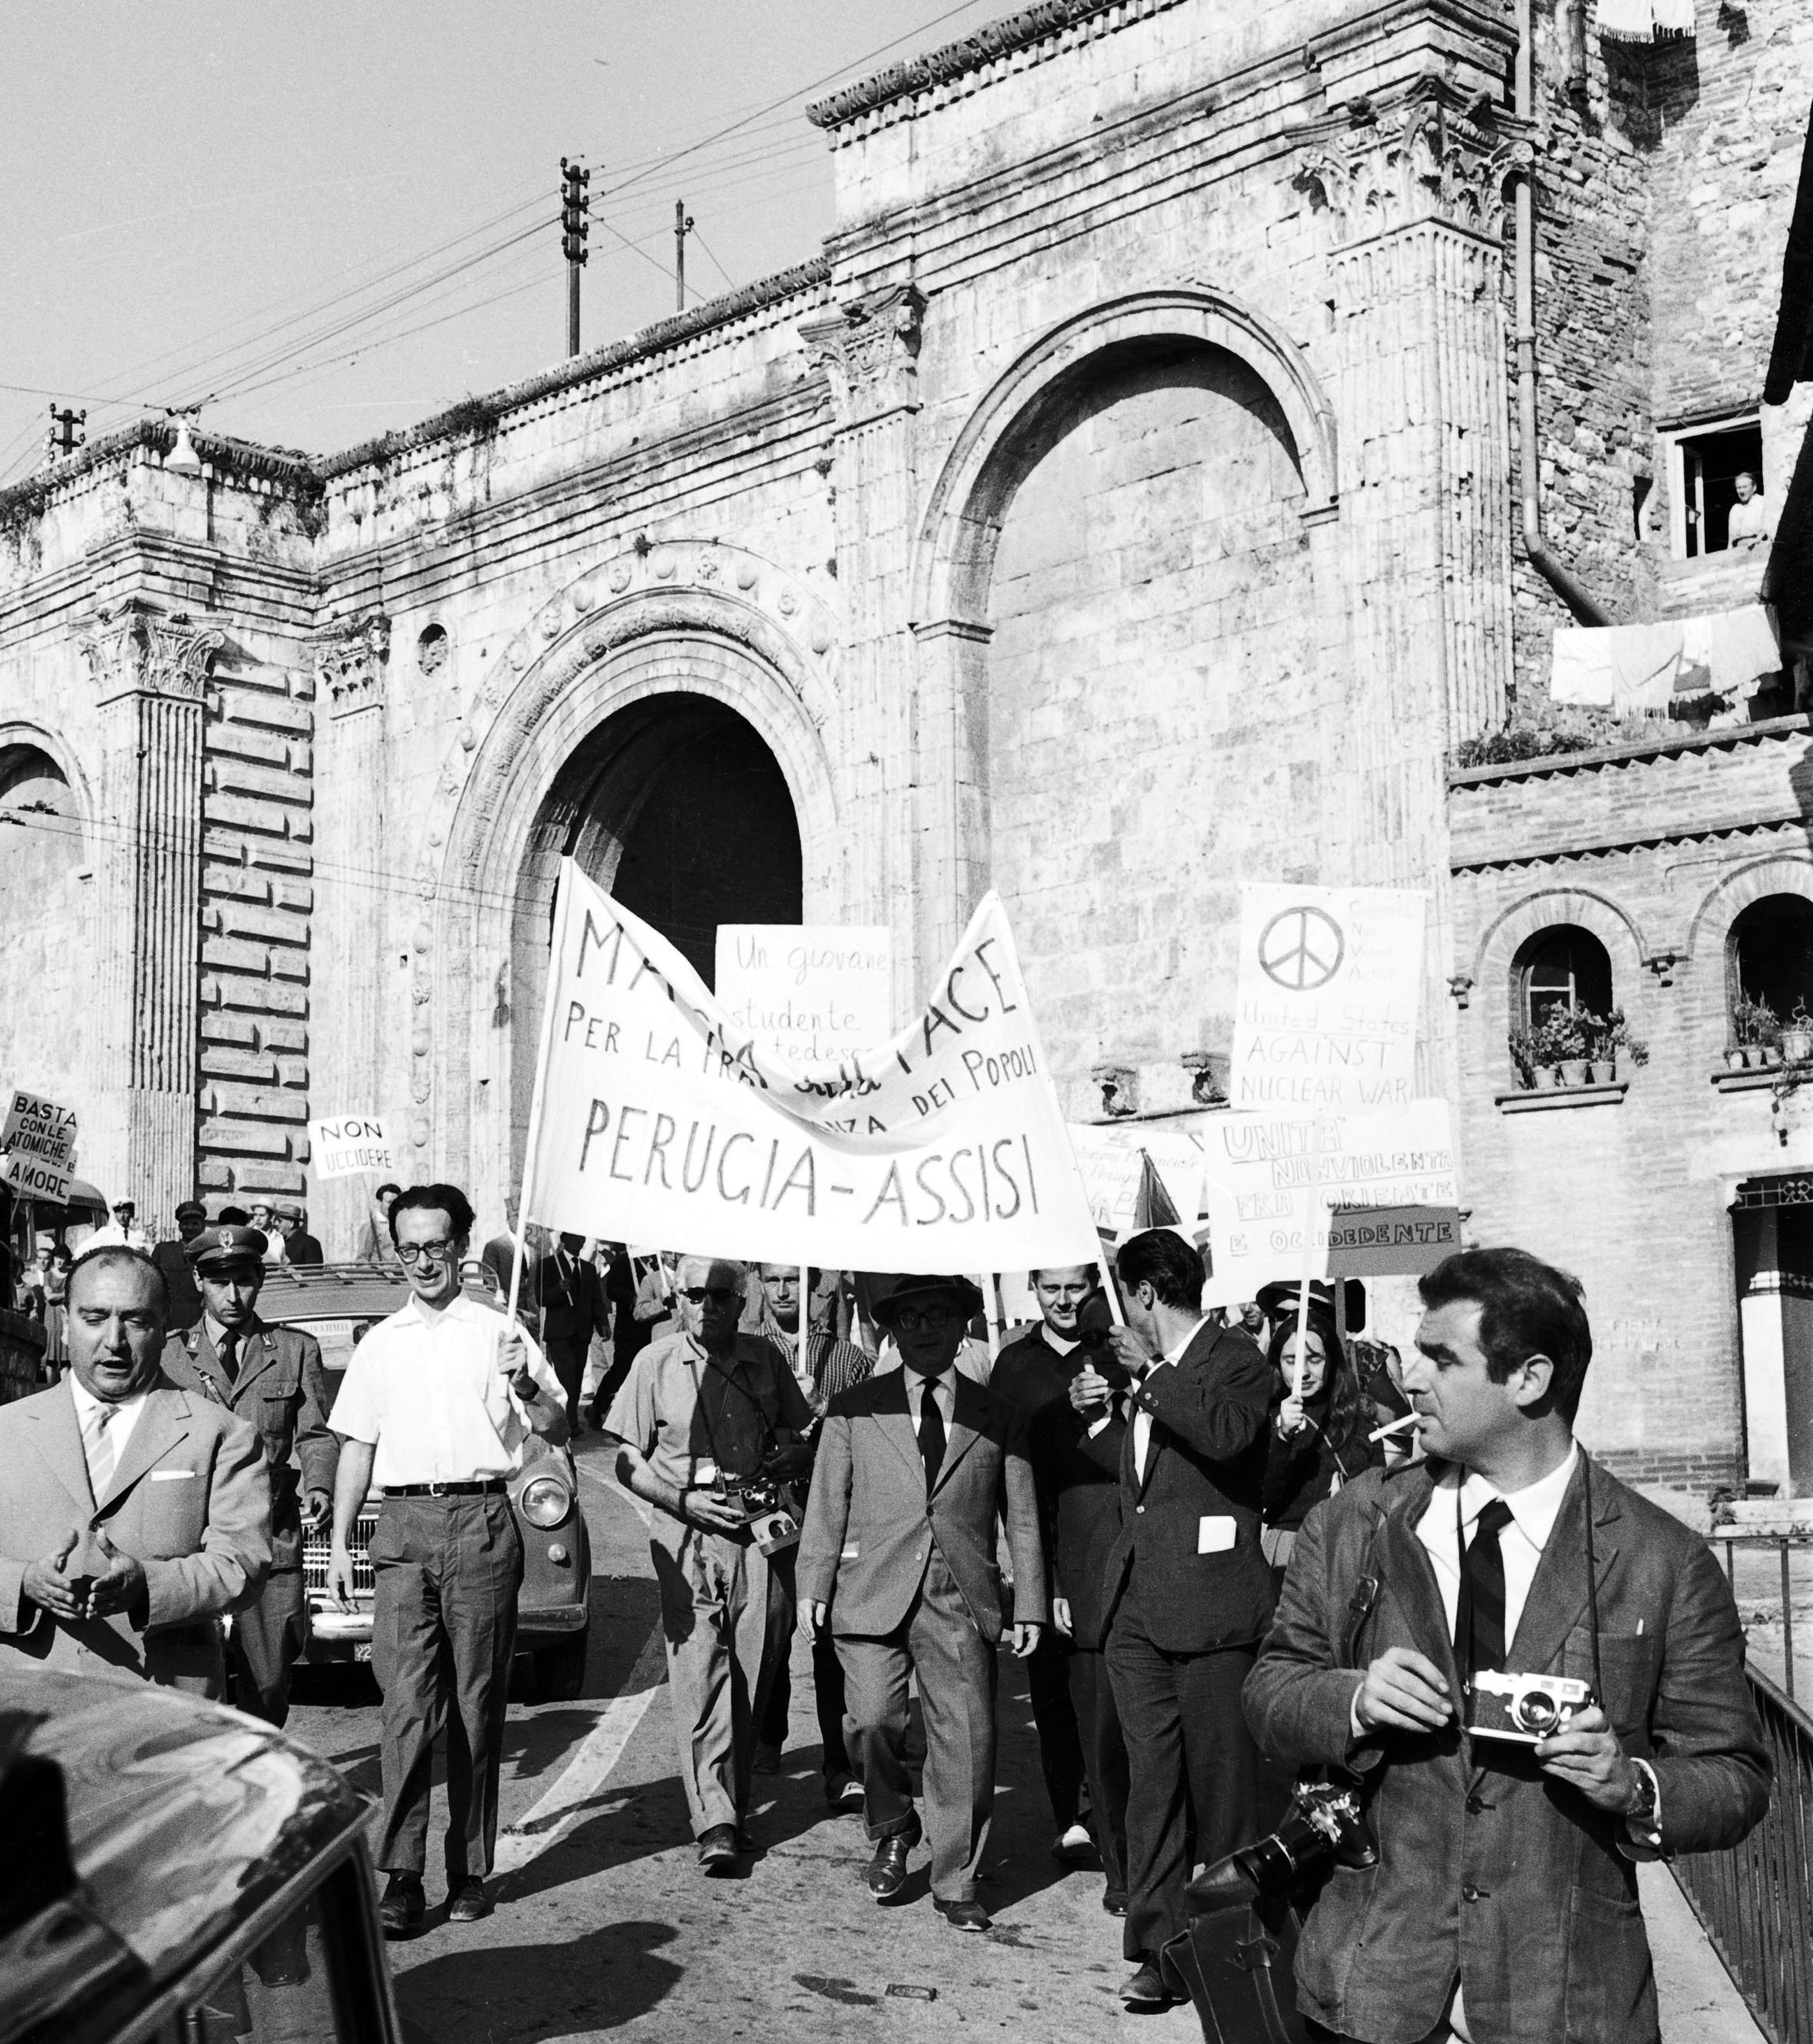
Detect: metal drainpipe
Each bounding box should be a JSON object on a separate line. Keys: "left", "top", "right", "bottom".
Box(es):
{"left": 1515, "top": 0, "right": 1617, "bottom": 627}
{"left": 1563, "top": 0, "right": 1590, "bottom": 96}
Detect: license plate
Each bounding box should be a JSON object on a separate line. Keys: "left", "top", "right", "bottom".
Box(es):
{"left": 354, "top": 1643, "right": 373, "bottom": 1663}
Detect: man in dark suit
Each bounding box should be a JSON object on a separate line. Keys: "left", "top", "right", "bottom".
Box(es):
{"left": 1069, "top": 1227, "right": 1273, "bottom": 2007}
{"left": 275, "top": 1203, "right": 324, "bottom": 1267}
{"left": 799, "top": 1273, "right": 1046, "bottom": 1933}
{"left": 534, "top": 1231, "right": 610, "bottom": 1434}
{"left": 160, "top": 1224, "right": 337, "bottom": 1725}
{"left": 149, "top": 1199, "right": 208, "bottom": 1333}
{"left": 1246, "top": 1247, "right": 1770, "bottom": 2044}
{"left": 992, "top": 1263, "right": 1129, "bottom": 1911}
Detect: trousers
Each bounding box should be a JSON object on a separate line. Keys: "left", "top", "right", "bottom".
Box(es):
{"left": 370, "top": 1493, "right": 522, "bottom": 1880}
{"left": 760, "top": 1621, "right": 853, "bottom": 1780}
{"left": 1107, "top": 1586, "right": 1258, "bottom": 1960}
{"left": 837, "top": 1548, "right": 997, "bottom": 1903}
{"left": 650, "top": 1520, "right": 793, "bottom": 1836}
{"left": 228, "top": 1565, "right": 307, "bottom": 1728}
{"left": 545, "top": 1336, "right": 590, "bottom": 1429}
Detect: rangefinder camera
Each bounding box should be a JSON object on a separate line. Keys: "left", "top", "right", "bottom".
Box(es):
{"left": 1466, "top": 1670, "right": 1594, "bottom": 1742}
{"left": 720, "top": 1478, "right": 801, "bottom": 1556}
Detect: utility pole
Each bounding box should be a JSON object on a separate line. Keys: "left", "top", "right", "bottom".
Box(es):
{"left": 561, "top": 156, "right": 590, "bottom": 358}
{"left": 675, "top": 200, "right": 693, "bottom": 313}
{"left": 45, "top": 405, "right": 85, "bottom": 460}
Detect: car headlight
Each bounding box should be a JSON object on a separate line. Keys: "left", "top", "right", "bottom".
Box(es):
{"left": 520, "top": 1475, "right": 571, "bottom": 1528}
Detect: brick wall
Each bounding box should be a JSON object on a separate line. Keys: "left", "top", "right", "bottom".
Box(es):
{"left": 198, "top": 655, "right": 314, "bottom": 1210}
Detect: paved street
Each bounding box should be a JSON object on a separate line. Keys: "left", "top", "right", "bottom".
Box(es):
{"left": 286, "top": 1436, "right": 1197, "bottom": 2042}
{"left": 277, "top": 1439, "right": 1767, "bottom": 2043}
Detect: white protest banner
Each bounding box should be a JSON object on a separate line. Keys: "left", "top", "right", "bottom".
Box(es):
{"left": 1, "top": 1089, "right": 77, "bottom": 1203}
{"left": 307, "top": 1115, "right": 395, "bottom": 1181}
{"left": 1228, "top": 883, "right": 1427, "bottom": 1112}
{"left": 1065, "top": 1124, "right": 1206, "bottom": 1242}
{"left": 715, "top": 925, "right": 894, "bottom": 1070}
{"left": 520, "top": 861, "right": 1100, "bottom": 1273}
{"left": 1192, "top": 1100, "right": 1461, "bottom": 1306}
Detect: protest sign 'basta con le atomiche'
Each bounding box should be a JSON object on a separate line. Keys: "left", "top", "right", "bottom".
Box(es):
{"left": 523, "top": 861, "right": 1101, "bottom": 1273}
{"left": 1, "top": 1089, "right": 78, "bottom": 1203}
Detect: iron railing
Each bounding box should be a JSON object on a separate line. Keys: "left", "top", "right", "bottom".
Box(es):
{"left": 1676, "top": 1655, "right": 1813, "bottom": 2044}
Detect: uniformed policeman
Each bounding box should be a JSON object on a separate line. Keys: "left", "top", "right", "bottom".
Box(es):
{"left": 160, "top": 1225, "right": 337, "bottom": 1727}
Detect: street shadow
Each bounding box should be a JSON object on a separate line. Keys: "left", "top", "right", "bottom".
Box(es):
{"left": 395, "top": 1920, "right": 680, "bottom": 2041}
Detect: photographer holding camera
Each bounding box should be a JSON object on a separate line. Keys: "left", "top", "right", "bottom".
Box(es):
{"left": 606, "top": 1253, "right": 814, "bottom": 1873}
{"left": 1245, "top": 1247, "right": 1769, "bottom": 2043}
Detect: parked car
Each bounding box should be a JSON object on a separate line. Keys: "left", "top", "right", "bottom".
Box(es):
{"left": 1, "top": 1663, "right": 401, "bottom": 2044}
{"left": 253, "top": 1261, "right": 592, "bottom": 1702}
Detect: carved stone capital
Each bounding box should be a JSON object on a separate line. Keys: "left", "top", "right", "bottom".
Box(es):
{"left": 801, "top": 283, "right": 925, "bottom": 427}
{"left": 315, "top": 612, "right": 391, "bottom": 716}
{"left": 80, "top": 601, "right": 223, "bottom": 706}
{"left": 1292, "top": 88, "right": 1529, "bottom": 250}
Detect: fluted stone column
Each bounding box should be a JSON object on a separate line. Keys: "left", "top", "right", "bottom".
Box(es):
{"left": 801, "top": 284, "right": 934, "bottom": 1013}
{"left": 79, "top": 602, "right": 223, "bottom": 1222}
{"left": 1292, "top": 87, "right": 1523, "bottom": 1101}
{"left": 310, "top": 613, "right": 390, "bottom": 1256}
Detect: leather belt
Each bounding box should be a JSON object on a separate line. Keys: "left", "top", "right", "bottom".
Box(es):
{"left": 384, "top": 1480, "right": 509, "bottom": 1498}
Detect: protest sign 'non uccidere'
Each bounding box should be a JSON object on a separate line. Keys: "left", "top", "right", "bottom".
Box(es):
{"left": 521, "top": 862, "right": 1101, "bottom": 1272}
{"left": 308, "top": 1116, "right": 395, "bottom": 1180}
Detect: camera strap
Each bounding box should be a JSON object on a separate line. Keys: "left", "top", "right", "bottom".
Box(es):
{"left": 1583, "top": 1454, "right": 1604, "bottom": 1702}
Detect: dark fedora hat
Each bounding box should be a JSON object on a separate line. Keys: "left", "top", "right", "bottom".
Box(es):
{"left": 870, "top": 1272, "right": 984, "bottom": 1326}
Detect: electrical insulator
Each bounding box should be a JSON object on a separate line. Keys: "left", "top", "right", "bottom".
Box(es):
{"left": 560, "top": 157, "right": 591, "bottom": 265}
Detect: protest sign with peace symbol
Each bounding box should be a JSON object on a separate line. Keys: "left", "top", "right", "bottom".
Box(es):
{"left": 1258, "top": 905, "right": 1345, "bottom": 992}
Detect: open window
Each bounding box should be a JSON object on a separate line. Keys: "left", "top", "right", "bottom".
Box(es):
{"left": 1665, "top": 417, "right": 1765, "bottom": 560}
{"left": 1513, "top": 925, "right": 1613, "bottom": 1032}
{"left": 1729, "top": 895, "right": 1813, "bottom": 1041}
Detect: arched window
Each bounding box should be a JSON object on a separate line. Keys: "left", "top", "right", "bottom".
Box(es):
{"left": 1512, "top": 925, "right": 1614, "bottom": 1031}
{"left": 1729, "top": 895, "right": 1813, "bottom": 1034}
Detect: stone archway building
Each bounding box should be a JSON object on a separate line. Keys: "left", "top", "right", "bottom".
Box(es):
{"left": 3, "top": 0, "right": 1812, "bottom": 1490}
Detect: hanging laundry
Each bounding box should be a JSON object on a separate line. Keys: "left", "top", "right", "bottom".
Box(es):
{"left": 1598, "top": 0, "right": 1695, "bottom": 40}
{"left": 1550, "top": 607, "right": 1781, "bottom": 714}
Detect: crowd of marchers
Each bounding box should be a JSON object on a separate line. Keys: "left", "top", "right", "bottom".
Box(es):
{"left": 0, "top": 1184, "right": 1773, "bottom": 2043}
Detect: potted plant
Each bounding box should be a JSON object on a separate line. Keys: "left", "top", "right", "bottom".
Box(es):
{"left": 1507, "top": 1026, "right": 1540, "bottom": 1090}
{"left": 1784, "top": 1001, "right": 1813, "bottom": 1067}
{"left": 1538, "top": 1007, "right": 1589, "bottom": 1087}
{"left": 1733, "top": 995, "right": 1781, "bottom": 1069}
{"left": 1589, "top": 1008, "right": 1650, "bottom": 1082}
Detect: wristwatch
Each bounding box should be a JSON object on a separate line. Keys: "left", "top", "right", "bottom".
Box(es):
{"left": 1626, "top": 1758, "right": 1661, "bottom": 1842}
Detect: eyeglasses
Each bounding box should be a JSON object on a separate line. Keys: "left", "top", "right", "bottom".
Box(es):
{"left": 894, "top": 1304, "right": 957, "bottom": 1333}
{"left": 680, "top": 1286, "right": 739, "bottom": 1306}
{"left": 396, "top": 1240, "right": 456, "bottom": 1265}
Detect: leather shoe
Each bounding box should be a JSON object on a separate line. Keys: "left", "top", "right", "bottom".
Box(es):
{"left": 1120, "top": 1959, "right": 1180, "bottom": 2008}
{"left": 867, "top": 1826, "right": 918, "bottom": 1901}
{"left": 378, "top": 1874, "right": 425, "bottom": 1938}
{"left": 446, "top": 1878, "right": 492, "bottom": 1923}
{"left": 1102, "top": 1889, "right": 1128, "bottom": 1918}
{"left": 697, "top": 1823, "right": 740, "bottom": 1873}
{"left": 933, "top": 1898, "right": 992, "bottom": 1933}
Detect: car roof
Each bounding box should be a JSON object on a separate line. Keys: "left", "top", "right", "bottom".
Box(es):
{"left": 1, "top": 1666, "right": 365, "bottom": 2009}
{"left": 255, "top": 1261, "right": 506, "bottom": 1327}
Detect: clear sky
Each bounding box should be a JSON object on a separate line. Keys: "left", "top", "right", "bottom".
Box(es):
{"left": 0, "top": 0, "right": 1010, "bottom": 485}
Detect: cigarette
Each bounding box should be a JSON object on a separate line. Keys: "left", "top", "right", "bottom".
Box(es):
{"left": 1369, "top": 1413, "right": 1420, "bottom": 1443}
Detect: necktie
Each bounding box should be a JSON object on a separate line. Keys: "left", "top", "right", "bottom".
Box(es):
{"left": 82, "top": 1401, "right": 117, "bottom": 1503}
{"left": 217, "top": 1330, "right": 239, "bottom": 1386}
{"left": 918, "top": 1378, "right": 946, "bottom": 1492}
{"left": 1457, "top": 1497, "right": 1515, "bottom": 1681}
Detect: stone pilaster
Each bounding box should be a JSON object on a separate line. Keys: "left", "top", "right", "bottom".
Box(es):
{"left": 310, "top": 612, "right": 389, "bottom": 1254}
{"left": 79, "top": 601, "right": 223, "bottom": 1223}
{"left": 802, "top": 284, "right": 939, "bottom": 1010}
{"left": 1290, "top": 87, "right": 1523, "bottom": 1102}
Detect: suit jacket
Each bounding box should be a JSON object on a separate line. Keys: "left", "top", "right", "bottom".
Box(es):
{"left": 535, "top": 1248, "right": 610, "bottom": 1349}
{"left": 149, "top": 1240, "right": 204, "bottom": 1332}
{"left": 993, "top": 1328, "right": 1124, "bottom": 1649}
{"left": 1093, "top": 1318, "right": 1274, "bottom": 1653}
{"left": 0, "top": 1376, "right": 273, "bottom": 1692}
{"left": 798, "top": 1366, "right": 1047, "bottom": 1644}
{"left": 284, "top": 1229, "right": 324, "bottom": 1267}
{"left": 1244, "top": 1457, "right": 1771, "bottom": 2044}
{"left": 160, "top": 1318, "right": 337, "bottom": 1572}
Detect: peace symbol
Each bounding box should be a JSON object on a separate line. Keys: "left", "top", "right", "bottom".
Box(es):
{"left": 1258, "top": 906, "right": 1344, "bottom": 992}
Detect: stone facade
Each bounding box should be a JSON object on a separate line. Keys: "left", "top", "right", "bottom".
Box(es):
{"left": 1, "top": 0, "right": 1811, "bottom": 1492}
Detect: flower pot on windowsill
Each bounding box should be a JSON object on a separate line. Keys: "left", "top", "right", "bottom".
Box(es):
{"left": 1559, "top": 1059, "right": 1591, "bottom": 1089}
{"left": 1761, "top": 1044, "right": 1785, "bottom": 1069}
{"left": 1589, "top": 1056, "right": 1618, "bottom": 1085}
{"left": 1741, "top": 1044, "right": 1768, "bottom": 1070}
{"left": 1725, "top": 1047, "right": 1748, "bottom": 1072}
{"left": 1533, "top": 1066, "right": 1560, "bottom": 1090}
{"left": 1784, "top": 1028, "right": 1813, "bottom": 1066}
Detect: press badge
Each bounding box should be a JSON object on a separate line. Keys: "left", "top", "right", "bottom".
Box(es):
{"left": 841, "top": 1540, "right": 860, "bottom": 1561}
{"left": 1196, "top": 1516, "right": 1236, "bottom": 1554}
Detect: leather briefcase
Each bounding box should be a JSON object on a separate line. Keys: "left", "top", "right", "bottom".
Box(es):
{"left": 1159, "top": 1892, "right": 1314, "bottom": 2044}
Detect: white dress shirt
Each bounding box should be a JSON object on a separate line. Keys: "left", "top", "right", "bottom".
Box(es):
{"left": 1416, "top": 1442, "right": 1579, "bottom": 1648}
{"left": 67, "top": 1375, "right": 149, "bottom": 1502}
{"left": 329, "top": 1292, "right": 564, "bottom": 1486}
{"left": 904, "top": 1367, "right": 955, "bottom": 1431}
{"left": 1132, "top": 1314, "right": 1214, "bottom": 1482}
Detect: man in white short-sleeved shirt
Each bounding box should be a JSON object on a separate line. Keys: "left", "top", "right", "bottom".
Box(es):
{"left": 327, "top": 1182, "right": 566, "bottom": 1937}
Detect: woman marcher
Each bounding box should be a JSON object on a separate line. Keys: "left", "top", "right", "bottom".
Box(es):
{"left": 1259, "top": 1314, "right": 1384, "bottom": 1588}
{"left": 39, "top": 1243, "right": 72, "bottom": 1379}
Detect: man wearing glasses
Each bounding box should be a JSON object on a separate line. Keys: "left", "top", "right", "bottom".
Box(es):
{"left": 605, "top": 1253, "right": 814, "bottom": 1872}
{"left": 325, "top": 1183, "right": 567, "bottom": 1936}
{"left": 798, "top": 1274, "right": 1046, "bottom": 1933}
